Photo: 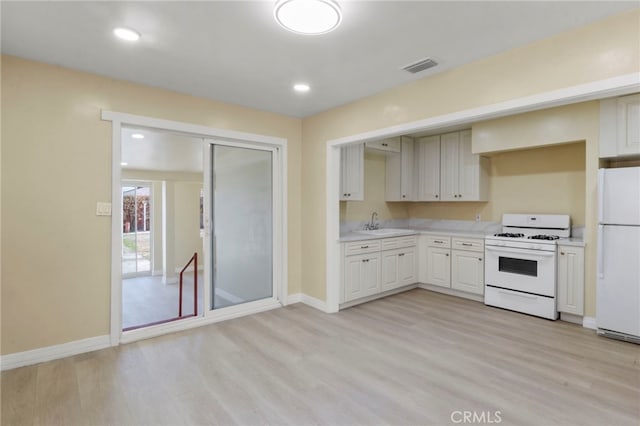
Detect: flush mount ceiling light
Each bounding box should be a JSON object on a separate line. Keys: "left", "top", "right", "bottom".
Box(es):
{"left": 120, "top": 162, "right": 128, "bottom": 166}
{"left": 293, "top": 83, "right": 310, "bottom": 92}
{"left": 131, "top": 133, "right": 145, "bottom": 139}
{"left": 274, "top": 0, "right": 342, "bottom": 35}
{"left": 113, "top": 27, "right": 141, "bottom": 42}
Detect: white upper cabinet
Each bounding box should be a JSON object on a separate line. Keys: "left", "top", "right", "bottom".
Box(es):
{"left": 600, "top": 94, "right": 640, "bottom": 158}
{"left": 415, "top": 135, "right": 441, "bottom": 201}
{"left": 340, "top": 144, "right": 364, "bottom": 201}
{"left": 440, "top": 130, "right": 489, "bottom": 202}
{"left": 365, "top": 137, "right": 401, "bottom": 153}
{"left": 385, "top": 137, "right": 414, "bottom": 201}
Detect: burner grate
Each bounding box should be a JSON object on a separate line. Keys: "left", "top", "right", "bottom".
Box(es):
{"left": 494, "top": 233, "right": 525, "bottom": 238}
{"left": 528, "top": 235, "right": 560, "bottom": 240}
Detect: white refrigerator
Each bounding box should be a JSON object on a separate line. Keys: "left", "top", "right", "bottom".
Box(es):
{"left": 597, "top": 166, "right": 640, "bottom": 342}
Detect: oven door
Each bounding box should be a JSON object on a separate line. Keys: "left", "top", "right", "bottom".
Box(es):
{"left": 485, "top": 245, "right": 556, "bottom": 296}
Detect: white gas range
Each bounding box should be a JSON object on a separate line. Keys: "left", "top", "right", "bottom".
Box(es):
{"left": 484, "top": 214, "right": 571, "bottom": 320}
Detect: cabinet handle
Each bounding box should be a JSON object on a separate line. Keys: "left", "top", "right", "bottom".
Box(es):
{"left": 360, "top": 245, "right": 369, "bottom": 249}
{"left": 434, "top": 240, "right": 444, "bottom": 244}
{"left": 382, "top": 143, "right": 388, "bottom": 146}
{"left": 458, "top": 194, "right": 462, "bottom": 198}
{"left": 362, "top": 259, "right": 370, "bottom": 263}
{"left": 343, "top": 193, "right": 347, "bottom": 196}
{"left": 435, "top": 194, "right": 439, "bottom": 198}
{"left": 402, "top": 195, "right": 406, "bottom": 198}
{"left": 454, "top": 195, "right": 458, "bottom": 198}
{"left": 478, "top": 258, "right": 483, "bottom": 261}
{"left": 399, "top": 253, "right": 405, "bottom": 257}
{"left": 560, "top": 252, "right": 565, "bottom": 255}
{"left": 347, "top": 193, "right": 351, "bottom": 197}
{"left": 445, "top": 253, "right": 449, "bottom": 257}
{"left": 461, "top": 243, "right": 472, "bottom": 246}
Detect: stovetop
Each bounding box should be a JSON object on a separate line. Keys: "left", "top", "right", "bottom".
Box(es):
{"left": 492, "top": 233, "right": 561, "bottom": 241}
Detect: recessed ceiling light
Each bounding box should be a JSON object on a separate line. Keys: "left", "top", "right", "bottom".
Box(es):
{"left": 131, "top": 133, "right": 145, "bottom": 139}
{"left": 120, "top": 162, "right": 128, "bottom": 166}
{"left": 274, "top": 0, "right": 342, "bottom": 35}
{"left": 293, "top": 83, "right": 310, "bottom": 92}
{"left": 113, "top": 27, "right": 141, "bottom": 42}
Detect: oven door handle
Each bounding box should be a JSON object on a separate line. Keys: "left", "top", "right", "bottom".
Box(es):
{"left": 485, "top": 246, "right": 555, "bottom": 257}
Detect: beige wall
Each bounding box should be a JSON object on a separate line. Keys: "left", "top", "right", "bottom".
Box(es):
{"left": 301, "top": 9, "right": 639, "bottom": 309}
{"left": 340, "top": 151, "right": 409, "bottom": 223}
{"left": 173, "top": 182, "right": 203, "bottom": 272}
{"left": 1, "top": 55, "right": 302, "bottom": 355}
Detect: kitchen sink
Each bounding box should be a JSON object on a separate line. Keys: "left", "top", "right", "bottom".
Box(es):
{"left": 355, "top": 228, "right": 415, "bottom": 236}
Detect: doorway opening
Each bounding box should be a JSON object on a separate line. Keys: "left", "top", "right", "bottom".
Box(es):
{"left": 121, "top": 183, "right": 151, "bottom": 277}
{"left": 104, "top": 110, "right": 288, "bottom": 344}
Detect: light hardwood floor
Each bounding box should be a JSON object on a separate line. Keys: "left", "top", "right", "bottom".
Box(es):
{"left": 2, "top": 289, "right": 639, "bottom": 425}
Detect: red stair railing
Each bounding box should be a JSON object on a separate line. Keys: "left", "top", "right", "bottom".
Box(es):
{"left": 179, "top": 252, "right": 198, "bottom": 317}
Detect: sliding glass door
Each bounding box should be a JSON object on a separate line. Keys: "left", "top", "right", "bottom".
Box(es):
{"left": 210, "top": 144, "right": 274, "bottom": 309}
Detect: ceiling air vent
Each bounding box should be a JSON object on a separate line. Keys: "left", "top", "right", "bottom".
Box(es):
{"left": 402, "top": 57, "right": 438, "bottom": 74}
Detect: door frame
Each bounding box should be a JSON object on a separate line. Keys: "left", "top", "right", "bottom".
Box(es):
{"left": 102, "top": 111, "right": 288, "bottom": 346}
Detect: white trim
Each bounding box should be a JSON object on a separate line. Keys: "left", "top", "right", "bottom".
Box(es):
{"left": 339, "top": 284, "right": 419, "bottom": 309}
{"left": 121, "top": 298, "right": 281, "bottom": 344}
{"left": 300, "top": 294, "right": 328, "bottom": 312}
{"left": 0, "top": 335, "right": 111, "bottom": 371}
{"left": 286, "top": 293, "right": 303, "bottom": 304}
{"left": 583, "top": 316, "right": 597, "bottom": 330}
{"left": 285, "top": 292, "right": 329, "bottom": 312}
{"left": 102, "top": 111, "right": 288, "bottom": 346}
{"left": 326, "top": 73, "right": 640, "bottom": 314}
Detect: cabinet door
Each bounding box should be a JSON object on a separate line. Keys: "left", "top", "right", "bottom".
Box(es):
{"left": 617, "top": 94, "right": 640, "bottom": 156}
{"left": 426, "top": 247, "right": 451, "bottom": 287}
{"left": 385, "top": 138, "right": 414, "bottom": 201}
{"left": 457, "top": 130, "right": 480, "bottom": 201}
{"left": 557, "top": 246, "right": 584, "bottom": 315}
{"left": 381, "top": 249, "right": 400, "bottom": 291}
{"left": 451, "top": 249, "right": 484, "bottom": 295}
{"left": 344, "top": 253, "right": 380, "bottom": 302}
{"left": 440, "top": 132, "right": 460, "bottom": 201}
{"left": 415, "top": 135, "right": 440, "bottom": 201}
{"left": 340, "top": 144, "right": 364, "bottom": 201}
{"left": 398, "top": 248, "right": 417, "bottom": 287}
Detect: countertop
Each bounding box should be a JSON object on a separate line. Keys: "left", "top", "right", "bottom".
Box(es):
{"left": 339, "top": 227, "right": 491, "bottom": 242}
{"left": 339, "top": 228, "right": 586, "bottom": 246}
{"left": 558, "top": 237, "right": 586, "bottom": 247}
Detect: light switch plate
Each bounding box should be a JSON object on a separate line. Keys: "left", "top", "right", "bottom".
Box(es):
{"left": 96, "top": 202, "right": 112, "bottom": 216}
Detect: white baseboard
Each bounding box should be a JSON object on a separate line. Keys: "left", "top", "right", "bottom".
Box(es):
{"left": 286, "top": 293, "right": 328, "bottom": 312}
{"left": 301, "top": 294, "right": 328, "bottom": 312}
{"left": 0, "top": 335, "right": 111, "bottom": 371}
{"left": 583, "top": 316, "right": 597, "bottom": 330}
{"left": 286, "top": 293, "right": 303, "bottom": 305}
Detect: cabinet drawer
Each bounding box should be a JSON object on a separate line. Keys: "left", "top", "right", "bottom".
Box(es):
{"left": 381, "top": 235, "right": 417, "bottom": 251}
{"left": 452, "top": 237, "right": 484, "bottom": 252}
{"left": 425, "top": 235, "right": 451, "bottom": 248}
{"left": 344, "top": 239, "right": 381, "bottom": 256}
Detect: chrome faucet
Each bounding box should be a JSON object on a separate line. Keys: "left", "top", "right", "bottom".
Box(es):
{"left": 366, "top": 212, "right": 379, "bottom": 230}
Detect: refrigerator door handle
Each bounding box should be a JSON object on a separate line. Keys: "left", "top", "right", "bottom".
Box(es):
{"left": 597, "top": 168, "right": 605, "bottom": 223}
{"left": 597, "top": 225, "right": 604, "bottom": 279}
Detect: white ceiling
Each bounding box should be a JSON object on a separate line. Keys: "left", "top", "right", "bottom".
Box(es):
{"left": 1, "top": 1, "right": 638, "bottom": 118}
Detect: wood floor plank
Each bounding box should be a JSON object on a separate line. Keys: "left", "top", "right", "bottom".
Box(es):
{"left": 2, "top": 288, "right": 639, "bottom": 425}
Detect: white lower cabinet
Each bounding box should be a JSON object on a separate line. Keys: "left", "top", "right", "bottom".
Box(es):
{"left": 343, "top": 236, "right": 417, "bottom": 304}
{"left": 557, "top": 244, "right": 584, "bottom": 315}
{"left": 426, "top": 247, "right": 451, "bottom": 288}
{"left": 421, "top": 234, "right": 484, "bottom": 295}
{"left": 381, "top": 247, "right": 417, "bottom": 292}
{"left": 451, "top": 249, "right": 484, "bottom": 295}
{"left": 344, "top": 252, "right": 381, "bottom": 302}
